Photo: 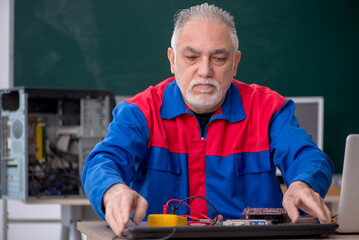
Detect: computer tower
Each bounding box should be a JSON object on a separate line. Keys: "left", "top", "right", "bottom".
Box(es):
{"left": 0, "top": 87, "right": 114, "bottom": 200}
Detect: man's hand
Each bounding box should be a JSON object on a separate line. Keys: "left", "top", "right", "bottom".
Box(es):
{"left": 282, "top": 181, "right": 331, "bottom": 223}
{"left": 103, "top": 183, "right": 148, "bottom": 236}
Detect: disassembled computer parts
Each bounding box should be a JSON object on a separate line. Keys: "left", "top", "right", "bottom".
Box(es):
{"left": 241, "top": 207, "right": 290, "bottom": 223}
{"left": 0, "top": 87, "right": 114, "bottom": 200}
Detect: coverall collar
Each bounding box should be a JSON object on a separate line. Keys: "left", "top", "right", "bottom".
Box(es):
{"left": 160, "top": 78, "right": 246, "bottom": 123}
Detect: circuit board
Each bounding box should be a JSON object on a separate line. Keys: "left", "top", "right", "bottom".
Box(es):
{"left": 242, "top": 207, "right": 287, "bottom": 216}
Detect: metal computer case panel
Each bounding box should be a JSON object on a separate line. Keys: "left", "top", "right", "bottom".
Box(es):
{"left": 0, "top": 87, "right": 113, "bottom": 200}
{"left": 0, "top": 89, "right": 27, "bottom": 199}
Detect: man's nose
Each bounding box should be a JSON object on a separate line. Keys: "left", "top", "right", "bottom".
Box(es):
{"left": 197, "top": 58, "right": 214, "bottom": 78}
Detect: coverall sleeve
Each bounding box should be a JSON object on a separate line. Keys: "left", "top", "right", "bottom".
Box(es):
{"left": 81, "top": 102, "right": 150, "bottom": 220}
{"left": 269, "top": 99, "right": 334, "bottom": 198}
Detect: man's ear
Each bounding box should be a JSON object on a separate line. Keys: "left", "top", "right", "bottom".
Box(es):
{"left": 168, "top": 47, "right": 175, "bottom": 74}
{"left": 233, "top": 51, "right": 241, "bottom": 77}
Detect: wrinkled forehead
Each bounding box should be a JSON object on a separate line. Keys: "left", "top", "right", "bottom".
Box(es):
{"left": 176, "top": 20, "right": 234, "bottom": 52}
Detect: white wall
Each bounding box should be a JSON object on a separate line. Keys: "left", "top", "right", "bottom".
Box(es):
{"left": 0, "top": 0, "right": 11, "bottom": 89}
{"left": 0, "top": 0, "right": 11, "bottom": 236}
{"left": 0, "top": 0, "right": 12, "bottom": 235}
{"left": 0, "top": 1, "right": 62, "bottom": 239}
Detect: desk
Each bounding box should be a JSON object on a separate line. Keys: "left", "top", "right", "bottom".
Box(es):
{"left": 77, "top": 221, "right": 359, "bottom": 240}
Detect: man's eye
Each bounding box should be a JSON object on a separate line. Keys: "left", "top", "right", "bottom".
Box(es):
{"left": 186, "top": 56, "right": 197, "bottom": 61}
{"left": 214, "top": 57, "right": 225, "bottom": 62}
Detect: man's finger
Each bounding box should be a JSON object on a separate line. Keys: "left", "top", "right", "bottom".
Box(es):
{"left": 315, "top": 196, "right": 330, "bottom": 223}
{"left": 120, "top": 191, "right": 136, "bottom": 224}
{"left": 132, "top": 196, "right": 148, "bottom": 224}
{"left": 106, "top": 205, "right": 123, "bottom": 236}
{"left": 283, "top": 198, "right": 300, "bottom": 223}
{"left": 321, "top": 198, "right": 332, "bottom": 223}
{"left": 105, "top": 212, "right": 118, "bottom": 235}
{"left": 299, "top": 192, "right": 329, "bottom": 223}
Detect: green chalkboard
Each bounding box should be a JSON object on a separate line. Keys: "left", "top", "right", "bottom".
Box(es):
{"left": 14, "top": 0, "right": 359, "bottom": 173}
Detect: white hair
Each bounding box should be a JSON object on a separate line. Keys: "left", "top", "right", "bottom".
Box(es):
{"left": 170, "top": 3, "right": 239, "bottom": 52}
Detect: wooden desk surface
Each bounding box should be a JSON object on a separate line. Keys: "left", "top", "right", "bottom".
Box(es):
{"left": 24, "top": 198, "right": 90, "bottom": 205}
{"left": 77, "top": 221, "right": 359, "bottom": 240}
{"left": 78, "top": 221, "right": 118, "bottom": 240}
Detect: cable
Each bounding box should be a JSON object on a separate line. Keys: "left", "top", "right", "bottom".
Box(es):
{"left": 165, "top": 196, "right": 219, "bottom": 226}
{"left": 166, "top": 199, "right": 210, "bottom": 222}
{"left": 186, "top": 196, "right": 214, "bottom": 220}
{"left": 176, "top": 196, "right": 218, "bottom": 225}
{"left": 181, "top": 214, "right": 213, "bottom": 226}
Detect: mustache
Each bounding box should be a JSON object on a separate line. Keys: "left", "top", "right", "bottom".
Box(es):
{"left": 188, "top": 78, "right": 220, "bottom": 90}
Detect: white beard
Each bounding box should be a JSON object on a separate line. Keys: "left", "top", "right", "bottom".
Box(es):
{"left": 178, "top": 78, "right": 223, "bottom": 110}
